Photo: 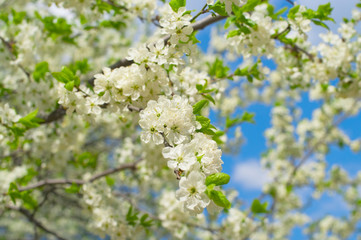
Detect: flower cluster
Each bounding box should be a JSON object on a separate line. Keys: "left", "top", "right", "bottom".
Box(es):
{"left": 139, "top": 95, "right": 225, "bottom": 214}
{"left": 139, "top": 96, "right": 199, "bottom": 146}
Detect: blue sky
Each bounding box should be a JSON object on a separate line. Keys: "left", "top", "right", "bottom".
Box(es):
{"left": 188, "top": 0, "right": 361, "bottom": 239}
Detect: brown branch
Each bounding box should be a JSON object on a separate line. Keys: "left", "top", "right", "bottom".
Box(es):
{"left": 6, "top": 206, "right": 68, "bottom": 240}
{"left": 5, "top": 159, "right": 142, "bottom": 194}
{"left": 0, "top": 36, "right": 31, "bottom": 80}
{"left": 127, "top": 104, "right": 143, "bottom": 112}
{"left": 40, "top": 106, "right": 66, "bottom": 124}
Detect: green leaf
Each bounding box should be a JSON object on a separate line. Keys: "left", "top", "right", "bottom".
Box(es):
{"left": 312, "top": 19, "right": 330, "bottom": 30}
{"left": 22, "top": 193, "right": 38, "bottom": 210}
{"left": 11, "top": 9, "right": 26, "bottom": 25}
{"left": 65, "top": 81, "right": 75, "bottom": 91}
{"left": 201, "top": 94, "right": 215, "bottom": 104}
{"left": 18, "top": 109, "right": 43, "bottom": 128}
{"left": 227, "top": 29, "right": 241, "bottom": 38}
{"left": 288, "top": 5, "right": 300, "bottom": 19}
{"left": 52, "top": 72, "right": 69, "bottom": 83}
{"left": 169, "top": 0, "right": 186, "bottom": 12}
{"left": 140, "top": 214, "right": 153, "bottom": 227}
{"left": 206, "top": 190, "right": 231, "bottom": 209}
{"left": 196, "top": 115, "right": 211, "bottom": 128}
{"left": 240, "top": 0, "right": 262, "bottom": 13}
{"left": 193, "top": 100, "right": 208, "bottom": 115}
{"left": 209, "top": 1, "right": 228, "bottom": 16}
{"left": 8, "top": 182, "right": 20, "bottom": 204}
{"left": 234, "top": 66, "right": 249, "bottom": 76}
{"left": 251, "top": 199, "right": 269, "bottom": 214}
{"left": 0, "top": 12, "right": 9, "bottom": 24}
{"left": 240, "top": 111, "right": 255, "bottom": 123}
{"left": 68, "top": 59, "right": 91, "bottom": 75}
{"left": 65, "top": 183, "right": 80, "bottom": 194}
{"left": 105, "top": 176, "right": 115, "bottom": 187}
{"left": 126, "top": 206, "right": 139, "bottom": 226}
{"left": 205, "top": 173, "right": 230, "bottom": 186}
{"left": 32, "top": 61, "right": 49, "bottom": 82}
{"left": 53, "top": 66, "right": 80, "bottom": 88}
{"left": 208, "top": 58, "right": 230, "bottom": 78}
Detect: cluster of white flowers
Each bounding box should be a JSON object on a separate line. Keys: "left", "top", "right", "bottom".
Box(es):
{"left": 139, "top": 96, "right": 225, "bottom": 214}
{"left": 139, "top": 96, "right": 199, "bottom": 146}
{"left": 0, "top": 166, "right": 27, "bottom": 193}
{"left": 82, "top": 182, "right": 132, "bottom": 240}
{"left": 163, "top": 133, "right": 223, "bottom": 175}
{"left": 228, "top": 4, "right": 280, "bottom": 58}
{"left": 0, "top": 103, "right": 20, "bottom": 125}
{"left": 222, "top": 208, "right": 257, "bottom": 239}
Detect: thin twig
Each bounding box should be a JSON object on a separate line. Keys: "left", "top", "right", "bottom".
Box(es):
{"left": 285, "top": 0, "right": 294, "bottom": 5}
{"left": 190, "top": 4, "right": 209, "bottom": 23}
{"left": 6, "top": 206, "right": 68, "bottom": 240}
{"left": 3, "top": 159, "right": 142, "bottom": 194}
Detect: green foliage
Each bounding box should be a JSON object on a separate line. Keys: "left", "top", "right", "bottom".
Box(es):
{"left": 126, "top": 206, "right": 139, "bottom": 226}
{"left": 267, "top": 4, "right": 288, "bottom": 20}
{"left": 208, "top": 1, "right": 228, "bottom": 16}
{"left": 251, "top": 199, "right": 269, "bottom": 214}
{"left": 288, "top": 3, "right": 334, "bottom": 30}
{"left": 52, "top": 66, "right": 80, "bottom": 91}
{"left": 224, "top": 1, "right": 259, "bottom": 35}
{"left": 205, "top": 184, "right": 231, "bottom": 209}
{"left": 226, "top": 111, "right": 256, "bottom": 129}
{"left": 105, "top": 176, "right": 115, "bottom": 187}
{"left": 205, "top": 173, "right": 230, "bottom": 186}
{"left": 99, "top": 20, "right": 127, "bottom": 30}
{"left": 196, "top": 115, "right": 217, "bottom": 136}
{"left": 35, "top": 12, "right": 75, "bottom": 43}
{"left": 234, "top": 62, "right": 262, "bottom": 82}
{"left": 0, "top": 12, "right": 9, "bottom": 24}
{"left": 140, "top": 214, "right": 153, "bottom": 228}
{"left": 212, "top": 130, "right": 225, "bottom": 145}
{"left": 65, "top": 183, "right": 81, "bottom": 194}
{"left": 193, "top": 99, "right": 209, "bottom": 115}
{"left": 32, "top": 61, "right": 49, "bottom": 82}
{"left": 0, "top": 9, "right": 26, "bottom": 25}
{"left": 239, "top": 0, "right": 263, "bottom": 13}
{"left": 11, "top": 9, "right": 26, "bottom": 25}
{"left": 207, "top": 58, "right": 230, "bottom": 79}
{"left": 169, "top": 0, "right": 186, "bottom": 12}
{"left": 196, "top": 81, "right": 216, "bottom": 104}
{"left": 18, "top": 109, "right": 43, "bottom": 129}
{"left": 68, "top": 59, "right": 92, "bottom": 75}
{"left": 8, "top": 183, "right": 38, "bottom": 209}
{"left": 93, "top": 0, "right": 125, "bottom": 14}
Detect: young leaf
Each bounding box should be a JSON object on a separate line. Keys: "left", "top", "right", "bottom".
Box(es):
{"left": 32, "top": 61, "right": 49, "bottom": 82}
{"left": 205, "top": 173, "right": 230, "bottom": 186}
{"left": 169, "top": 0, "right": 186, "bottom": 12}
{"left": 18, "top": 109, "right": 43, "bottom": 128}
{"left": 207, "top": 190, "right": 231, "bottom": 209}
{"left": 193, "top": 100, "right": 208, "bottom": 115}
{"left": 251, "top": 199, "right": 269, "bottom": 214}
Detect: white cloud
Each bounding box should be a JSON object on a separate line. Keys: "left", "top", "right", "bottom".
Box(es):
{"left": 232, "top": 159, "right": 271, "bottom": 190}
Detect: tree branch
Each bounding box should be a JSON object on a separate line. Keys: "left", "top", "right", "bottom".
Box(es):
{"left": 6, "top": 206, "right": 68, "bottom": 240}
{"left": 5, "top": 159, "right": 142, "bottom": 194}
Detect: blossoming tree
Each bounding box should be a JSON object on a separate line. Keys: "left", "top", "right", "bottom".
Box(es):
{"left": 1, "top": 0, "right": 361, "bottom": 239}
